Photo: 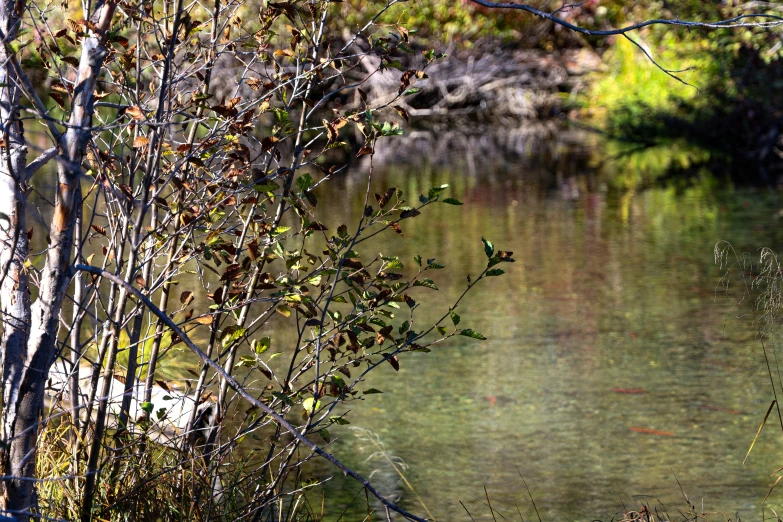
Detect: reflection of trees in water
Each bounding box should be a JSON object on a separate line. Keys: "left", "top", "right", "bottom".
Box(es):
{"left": 315, "top": 151, "right": 775, "bottom": 520}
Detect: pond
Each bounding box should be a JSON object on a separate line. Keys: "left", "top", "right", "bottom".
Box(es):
{"left": 309, "top": 131, "right": 783, "bottom": 521}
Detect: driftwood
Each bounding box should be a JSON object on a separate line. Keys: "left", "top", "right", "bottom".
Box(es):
{"left": 207, "top": 39, "right": 604, "bottom": 124}
{"left": 357, "top": 43, "right": 604, "bottom": 122}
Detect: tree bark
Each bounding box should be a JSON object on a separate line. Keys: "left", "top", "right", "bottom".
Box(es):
{"left": 0, "top": 1, "right": 115, "bottom": 515}
{"left": 0, "top": 0, "right": 34, "bottom": 514}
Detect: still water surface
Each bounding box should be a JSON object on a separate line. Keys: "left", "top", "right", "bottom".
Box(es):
{"left": 312, "top": 133, "right": 783, "bottom": 521}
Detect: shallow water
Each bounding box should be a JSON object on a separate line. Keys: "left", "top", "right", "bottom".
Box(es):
{"left": 309, "top": 134, "right": 783, "bottom": 521}
{"left": 30, "top": 128, "right": 783, "bottom": 520}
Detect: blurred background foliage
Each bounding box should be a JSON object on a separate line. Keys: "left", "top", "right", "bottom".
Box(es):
{"left": 33, "top": 0, "right": 783, "bottom": 186}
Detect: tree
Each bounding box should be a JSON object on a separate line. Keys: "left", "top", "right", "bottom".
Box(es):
{"left": 0, "top": 0, "right": 779, "bottom": 520}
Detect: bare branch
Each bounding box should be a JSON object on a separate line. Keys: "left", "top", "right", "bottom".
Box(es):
{"left": 24, "top": 147, "right": 57, "bottom": 180}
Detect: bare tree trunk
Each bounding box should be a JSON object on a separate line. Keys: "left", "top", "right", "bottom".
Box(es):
{"left": 0, "top": 0, "right": 33, "bottom": 514}
{"left": 0, "top": 1, "right": 115, "bottom": 515}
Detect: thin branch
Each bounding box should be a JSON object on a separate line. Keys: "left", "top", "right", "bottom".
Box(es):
{"left": 469, "top": 1, "right": 783, "bottom": 35}
{"left": 24, "top": 147, "right": 57, "bottom": 180}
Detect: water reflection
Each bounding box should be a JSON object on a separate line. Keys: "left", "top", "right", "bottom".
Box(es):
{"left": 312, "top": 134, "right": 783, "bottom": 521}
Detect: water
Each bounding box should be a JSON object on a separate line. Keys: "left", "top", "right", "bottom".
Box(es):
{"left": 30, "top": 128, "right": 783, "bottom": 520}
{"left": 309, "top": 133, "right": 783, "bottom": 521}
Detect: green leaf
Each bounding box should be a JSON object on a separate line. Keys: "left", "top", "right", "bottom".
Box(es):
{"left": 337, "top": 224, "right": 348, "bottom": 238}
{"left": 330, "top": 415, "right": 351, "bottom": 425}
{"left": 459, "top": 329, "right": 487, "bottom": 340}
{"left": 302, "top": 397, "right": 321, "bottom": 417}
{"left": 254, "top": 181, "right": 279, "bottom": 194}
{"left": 234, "top": 355, "right": 256, "bottom": 368}
{"left": 221, "top": 326, "right": 246, "bottom": 347}
{"left": 436, "top": 325, "right": 447, "bottom": 335}
{"left": 363, "top": 388, "right": 383, "bottom": 394}
{"left": 398, "top": 320, "right": 410, "bottom": 335}
{"left": 486, "top": 269, "right": 505, "bottom": 277}
{"left": 442, "top": 198, "right": 463, "bottom": 205}
{"left": 427, "top": 184, "right": 449, "bottom": 200}
{"left": 413, "top": 278, "right": 438, "bottom": 290}
{"left": 271, "top": 391, "right": 293, "bottom": 405}
{"left": 450, "top": 310, "right": 461, "bottom": 326}
{"left": 296, "top": 173, "right": 313, "bottom": 192}
{"left": 414, "top": 255, "right": 422, "bottom": 266}
{"left": 254, "top": 337, "right": 271, "bottom": 354}
{"left": 141, "top": 402, "right": 154, "bottom": 414}
{"left": 319, "top": 428, "right": 331, "bottom": 442}
{"left": 481, "top": 237, "right": 494, "bottom": 259}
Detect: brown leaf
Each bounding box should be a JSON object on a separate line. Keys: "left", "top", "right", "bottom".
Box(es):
{"left": 356, "top": 144, "right": 373, "bottom": 157}
{"left": 194, "top": 315, "right": 213, "bottom": 325}
{"left": 305, "top": 221, "right": 328, "bottom": 231}
{"left": 323, "top": 119, "right": 338, "bottom": 145}
{"left": 180, "top": 291, "right": 194, "bottom": 305}
{"left": 125, "top": 105, "right": 145, "bottom": 120}
{"left": 133, "top": 136, "right": 150, "bottom": 148}
{"left": 387, "top": 354, "right": 399, "bottom": 371}
{"left": 376, "top": 325, "right": 394, "bottom": 346}
{"left": 49, "top": 92, "right": 65, "bottom": 108}
{"left": 210, "top": 287, "right": 224, "bottom": 304}
{"left": 375, "top": 187, "right": 396, "bottom": 209}
{"left": 246, "top": 77, "right": 264, "bottom": 91}
{"left": 155, "top": 380, "right": 171, "bottom": 392}
{"left": 90, "top": 224, "right": 107, "bottom": 236}
{"left": 50, "top": 81, "right": 69, "bottom": 94}
{"left": 221, "top": 263, "right": 243, "bottom": 281}
{"left": 398, "top": 69, "right": 427, "bottom": 94}
{"left": 65, "top": 18, "right": 82, "bottom": 33}
{"left": 261, "top": 136, "right": 279, "bottom": 153}
{"left": 135, "top": 275, "right": 146, "bottom": 288}
{"left": 61, "top": 55, "right": 80, "bottom": 68}
{"left": 390, "top": 222, "right": 403, "bottom": 235}
{"left": 247, "top": 238, "right": 259, "bottom": 262}
{"left": 393, "top": 105, "right": 409, "bottom": 123}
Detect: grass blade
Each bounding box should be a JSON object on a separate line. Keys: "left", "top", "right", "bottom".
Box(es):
{"left": 764, "top": 475, "right": 783, "bottom": 503}
{"left": 745, "top": 400, "right": 776, "bottom": 464}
